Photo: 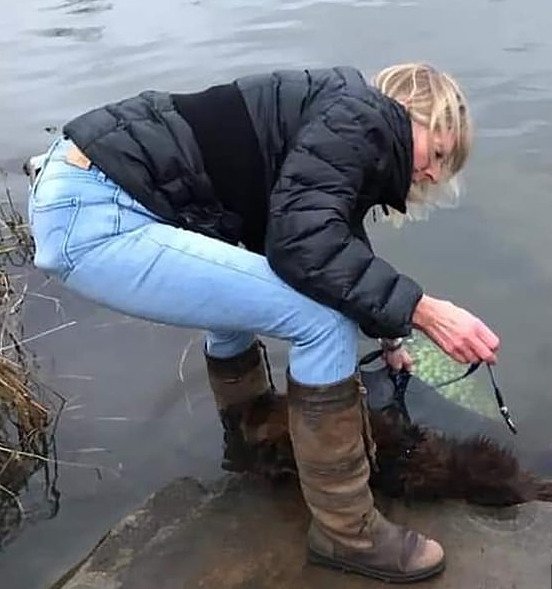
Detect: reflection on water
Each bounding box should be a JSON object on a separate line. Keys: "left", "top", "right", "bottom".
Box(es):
{"left": 1, "top": 0, "right": 551, "bottom": 587}
{"left": 44, "top": 0, "right": 114, "bottom": 15}
{"left": 503, "top": 41, "right": 543, "bottom": 53}
{"left": 31, "top": 26, "right": 104, "bottom": 41}
{"left": 0, "top": 431, "right": 62, "bottom": 549}
{"left": 32, "top": 0, "right": 112, "bottom": 41}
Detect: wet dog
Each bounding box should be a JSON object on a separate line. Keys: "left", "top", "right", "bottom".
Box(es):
{"left": 240, "top": 367, "right": 552, "bottom": 507}
{"left": 367, "top": 397, "right": 552, "bottom": 506}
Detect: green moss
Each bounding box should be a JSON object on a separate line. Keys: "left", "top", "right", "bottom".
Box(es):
{"left": 407, "top": 335, "right": 496, "bottom": 418}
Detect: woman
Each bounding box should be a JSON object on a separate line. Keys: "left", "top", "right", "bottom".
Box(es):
{"left": 29, "top": 63, "right": 499, "bottom": 583}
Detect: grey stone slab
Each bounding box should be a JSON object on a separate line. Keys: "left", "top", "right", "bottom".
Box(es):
{"left": 53, "top": 475, "right": 552, "bottom": 589}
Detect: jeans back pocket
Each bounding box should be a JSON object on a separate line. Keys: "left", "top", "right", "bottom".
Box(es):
{"left": 31, "top": 198, "right": 80, "bottom": 279}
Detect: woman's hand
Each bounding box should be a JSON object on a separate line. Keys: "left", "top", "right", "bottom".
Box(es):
{"left": 383, "top": 346, "right": 414, "bottom": 372}
{"left": 412, "top": 295, "right": 500, "bottom": 364}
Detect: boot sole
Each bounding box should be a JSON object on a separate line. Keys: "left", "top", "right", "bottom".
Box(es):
{"left": 308, "top": 548, "right": 445, "bottom": 584}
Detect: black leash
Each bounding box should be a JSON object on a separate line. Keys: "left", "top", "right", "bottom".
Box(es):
{"left": 358, "top": 349, "right": 517, "bottom": 434}
{"left": 258, "top": 340, "right": 276, "bottom": 392}
{"left": 358, "top": 349, "right": 412, "bottom": 425}
{"left": 432, "top": 361, "right": 517, "bottom": 434}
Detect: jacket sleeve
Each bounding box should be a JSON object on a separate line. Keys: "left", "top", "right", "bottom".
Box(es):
{"left": 265, "top": 96, "right": 423, "bottom": 338}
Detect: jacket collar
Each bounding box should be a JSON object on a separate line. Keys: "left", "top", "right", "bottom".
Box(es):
{"left": 362, "top": 86, "right": 413, "bottom": 214}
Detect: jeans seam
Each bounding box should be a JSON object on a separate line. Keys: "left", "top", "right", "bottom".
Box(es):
{"left": 30, "top": 198, "right": 78, "bottom": 212}
{"left": 141, "top": 232, "right": 355, "bottom": 376}
{"left": 60, "top": 197, "right": 81, "bottom": 274}
{"left": 142, "top": 233, "right": 299, "bottom": 292}
{"left": 335, "top": 315, "right": 347, "bottom": 381}
{"left": 30, "top": 137, "right": 63, "bottom": 198}
{"left": 112, "top": 187, "right": 122, "bottom": 234}
{"left": 340, "top": 316, "right": 354, "bottom": 380}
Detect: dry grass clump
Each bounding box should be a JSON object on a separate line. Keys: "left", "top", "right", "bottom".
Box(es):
{"left": 0, "top": 168, "right": 60, "bottom": 546}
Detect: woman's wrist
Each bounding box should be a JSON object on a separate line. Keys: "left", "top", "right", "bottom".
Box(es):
{"left": 379, "top": 337, "right": 404, "bottom": 352}
{"left": 412, "top": 294, "right": 436, "bottom": 330}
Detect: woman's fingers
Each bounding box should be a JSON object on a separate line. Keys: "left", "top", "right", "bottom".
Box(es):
{"left": 470, "top": 334, "right": 498, "bottom": 364}
{"left": 383, "top": 348, "right": 414, "bottom": 372}
{"left": 475, "top": 322, "right": 501, "bottom": 355}
{"left": 416, "top": 296, "right": 500, "bottom": 365}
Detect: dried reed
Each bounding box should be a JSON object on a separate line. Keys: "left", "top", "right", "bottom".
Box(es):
{"left": 0, "top": 167, "right": 59, "bottom": 546}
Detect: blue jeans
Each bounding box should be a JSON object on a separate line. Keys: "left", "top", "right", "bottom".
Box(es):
{"left": 29, "top": 138, "right": 358, "bottom": 385}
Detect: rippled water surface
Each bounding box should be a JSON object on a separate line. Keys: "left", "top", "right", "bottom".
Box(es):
{"left": 1, "top": 1, "right": 551, "bottom": 587}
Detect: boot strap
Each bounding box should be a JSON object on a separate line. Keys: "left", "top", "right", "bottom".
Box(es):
{"left": 357, "top": 376, "right": 378, "bottom": 473}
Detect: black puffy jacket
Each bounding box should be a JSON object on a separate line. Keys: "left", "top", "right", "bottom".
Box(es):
{"left": 63, "top": 67, "right": 423, "bottom": 338}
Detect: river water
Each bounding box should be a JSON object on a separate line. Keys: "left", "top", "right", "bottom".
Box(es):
{"left": 1, "top": 0, "right": 551, "bottom": 587}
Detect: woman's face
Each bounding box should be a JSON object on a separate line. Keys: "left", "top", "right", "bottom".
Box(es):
{"left": 411, "top": 121, "right": 456, "bottom": 185}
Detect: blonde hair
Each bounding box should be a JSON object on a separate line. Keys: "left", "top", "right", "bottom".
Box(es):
{"left": 372, "top": 63, "right": 473, "bottom": 225}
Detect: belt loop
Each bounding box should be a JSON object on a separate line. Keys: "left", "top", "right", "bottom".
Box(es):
{"left": 29, "top": 136, "right": 63, "bottom": 197}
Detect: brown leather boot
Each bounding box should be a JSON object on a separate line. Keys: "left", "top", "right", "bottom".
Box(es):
{"left": 205, "top": 341, "right": 295, "bottom": 478}
{"left": 288, "top": 372, "right": 445, "bottom": 583}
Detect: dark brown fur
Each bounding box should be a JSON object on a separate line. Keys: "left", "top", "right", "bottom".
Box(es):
{"left": 243, "top": 397, "right": 552, "bottom": 506}
{"left": 369, "top": 408, "right": 552, "bottom": 506}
